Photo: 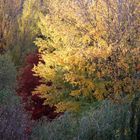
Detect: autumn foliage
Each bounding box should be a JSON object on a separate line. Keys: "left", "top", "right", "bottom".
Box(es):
{"left": 0, "top": 0, "right": 140, "bottom": 139}
{"left": 17, "top": 51, "right": 58, "bottom": 120}
{"left": 33, "top": 0, "right": 140, "bottom": 112}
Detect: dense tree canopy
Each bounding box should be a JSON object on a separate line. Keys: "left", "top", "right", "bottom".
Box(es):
{"left": 33, "top": 0, "right": 140, "bottom": 112}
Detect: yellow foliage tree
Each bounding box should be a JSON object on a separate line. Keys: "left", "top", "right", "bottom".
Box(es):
{"left": 33, "top": 0, "right": 140, "bottom": 112}
{"left": 13, "top": 0, "right": 48, "bottom": 64}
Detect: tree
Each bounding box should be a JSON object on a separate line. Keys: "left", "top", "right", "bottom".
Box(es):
{"left": 12, "top": 0, "right": 48, "bottom": 65}
{"left": 32, "top": 0, "right": 140, "bottom": 113}
{"left": 0, "top": 0, "right": 23, "bottom": 53}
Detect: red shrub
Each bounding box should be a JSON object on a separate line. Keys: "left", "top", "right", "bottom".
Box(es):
{"left": 17, "top": 51, "right": 59, "bottom": 120}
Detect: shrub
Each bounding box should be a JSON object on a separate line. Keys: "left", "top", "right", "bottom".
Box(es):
{"left": 17, "top": 51, "right": 59, "bottom": 120}
{"left": 0, "top": 53, "right": 31, "bottom": 139}
{"left": 31, "top": 100, "right": 131, "bottom": 140}
{"left": 0, "top": 53, "right": 17, "bottom": 104}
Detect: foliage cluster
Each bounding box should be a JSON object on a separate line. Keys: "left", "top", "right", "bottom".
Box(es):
{"left": 17, "top": 51, "right": 59, "bottom": 120}
{"left": 0, "top": 54, "right": 31, "bottom": 139}
{"left": 31, "top": 100, "right": 131, "bottom": 140}
{"left": 33, "top": 0, "right": 140, "bottom": 112}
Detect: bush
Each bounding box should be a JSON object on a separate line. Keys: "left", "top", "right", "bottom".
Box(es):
{"left": 31, "top": 112, "right": 78, "bottom": 140}
{"left": 77, "top": 101, "right": 130, "bottom": 140}
{"left": 17, "top": 52, "right": 59, "bottom": 120}
{"left": 0, "top": 104, "right": 31, "bottom": 140}
{"left": 0, "top": 53, "right": 31, "bottom": 140}
{"left": 0, "top": 53, "right": 17, "bottom": 104}
{"left": 31, "top": 100, "right": 131, "bottom": 140}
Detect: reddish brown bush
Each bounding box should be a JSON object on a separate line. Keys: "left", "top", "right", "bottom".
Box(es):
{"left": 17, "top": 51, "right": 58, "bottom": 120}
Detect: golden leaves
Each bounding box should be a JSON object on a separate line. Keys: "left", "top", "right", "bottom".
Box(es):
{"left": 32, "top": 0, "right": 140, "bottom": 113}
{"left": 55, "top": 101, "right": 80, "bottom": 113}
{"left": 70, "top": 90, "right": 81, "bottom": 97}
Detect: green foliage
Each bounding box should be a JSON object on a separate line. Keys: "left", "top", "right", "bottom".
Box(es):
{"left": 77, "top": 101, "right": 130, "bottom": 140}
{"left": 31, "top": 100, "right": 131, "bottom": 140}
{"left": 0, "top": 53, "right": 31, "bottom": 139}
{"left": 0, "top": 53, "right": 17, "bottom": 104}
{"left": 31, "top": 113, "right": 78, "bottom": 140}
{"left": 0, "top": 54, "right": 16, "bottom": 89}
